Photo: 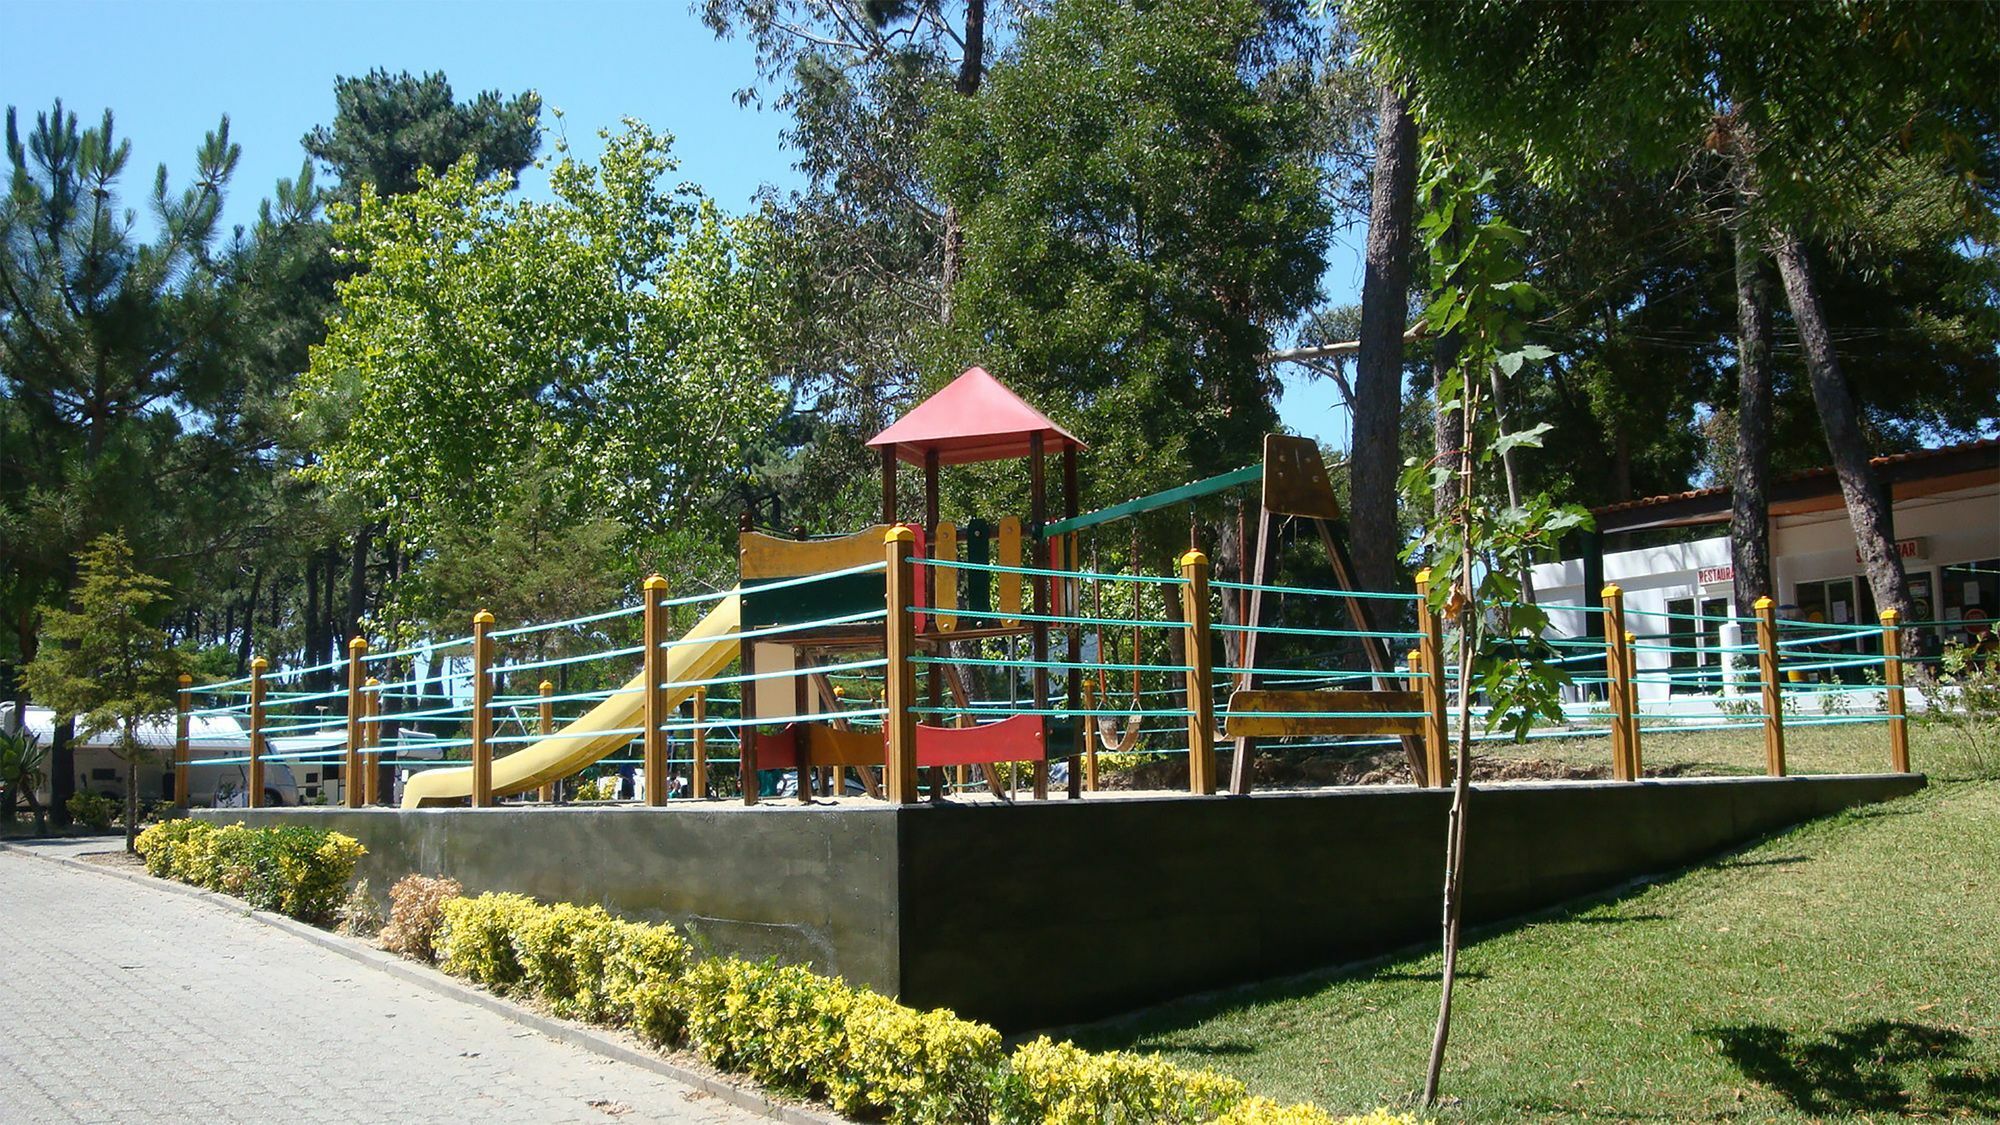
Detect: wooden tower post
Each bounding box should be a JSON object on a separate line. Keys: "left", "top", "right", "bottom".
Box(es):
{"left": 1755, "top": 596, "right": 1787, "bottom": 777}
{"left": 1881, "top": 609, "right": 1909, "bottom": 773}
{"left": 471, "top": 610, "right": 495, "bottom": 807}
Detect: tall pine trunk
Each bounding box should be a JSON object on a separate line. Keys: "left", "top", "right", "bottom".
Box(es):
{"left": 1770, "top": 230, "right": 1913, "bottom": 621}
{"left": 939, "top": 0, "right": 987, "bottom": 325}
{"left": 1729, "top": 206, "right": 1776, "bottom": 616}
{"left": 1351, "top": 85, "right": 1418, "bottom": 596}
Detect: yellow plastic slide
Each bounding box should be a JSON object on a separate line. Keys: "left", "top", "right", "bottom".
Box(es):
{"left": 401, "top": 594, "right": 742, "bottom": 807}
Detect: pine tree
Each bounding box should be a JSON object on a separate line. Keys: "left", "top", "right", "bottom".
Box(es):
{"left": 24, "top": 534, "right": 185, "bottom": 852}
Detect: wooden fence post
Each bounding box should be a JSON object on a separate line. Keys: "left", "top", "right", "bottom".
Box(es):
{"left": 345, "top": 637, "right": 367, "bottom": 808}
{"left": 692, "top": 687, "right": 709, "bottom": 798}
{"left": 471, "top": 610, "right": 495, "bottom": 807}
{"left": 1080, "top": 678, "right": 1100, "bottom": 792}
{"left": 248, "top": 657, "right": 267, "bottom": 808}
{"left": 1414, "top": 569, "right": 1449, "bottom": 788}
{"left": 538, "top": 680, "right": 556, "bottom": 802}
{"left": 885, "top": 528, "right": 920, "bottom": 804}
{"left": 1880, "top": 608, "right": 1909, "bottom": 773}
{"left": 1625, "top": 630, "right": 1644, "bottom": 777}
{"left": 1755, "top": 596, "right": 1787, "bottom": 777}
{"left": 363, "top": 677, "right": 382, "bottom": 806}
{"left": 643, "top": 575, "right": 669, "bottom": 807}
{"left": 175, "top": 673, "right": 192, "bottom": 809}
{"left": 1602, "top": 584, "right": 1634, "bottom": 781}
{"left": 1179, "top": 549, "right": 1216, "bottom": 795}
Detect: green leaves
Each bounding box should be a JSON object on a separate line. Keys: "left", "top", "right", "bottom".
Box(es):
{"left": 294, "top": 123, "right": 784, "bottom": 572}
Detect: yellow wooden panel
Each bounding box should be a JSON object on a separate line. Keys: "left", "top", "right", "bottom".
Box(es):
{"left": 1262, "top": 434, "right": 1344, "bottom": 520}
{"left": 934, "top": 521, "right": 958, "bottom": 632}
{"left": 997, "top": 516, "right": 1023, "bottom": 626}
{"left": 740, "top": 524, "right": 892, "bottom": 580}
{"left": 806, "top": 725, "right": 886, "bottom": 768}
{"left": 1223, "top": 689, "right": 1426, "bottom": 738}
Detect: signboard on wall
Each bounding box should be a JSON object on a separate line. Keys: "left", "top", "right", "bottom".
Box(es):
{"left": 1698, "top": 565, "right": 1734, "bottom": 585}
{"left": 1854, "top": 538, "right": 1928, "bottom": 566}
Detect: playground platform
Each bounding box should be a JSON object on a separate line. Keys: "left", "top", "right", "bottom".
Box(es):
{"left": 199, "top": 770, "right": 1922, "bottom": 1032}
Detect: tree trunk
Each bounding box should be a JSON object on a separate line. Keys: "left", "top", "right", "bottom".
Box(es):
{"left": 1487, "top": 365, "right": 1534, "bottom": 601}
{"left": 347, "top": 523, "right": 374, "bottom": 641}
{"left": 1771, "top": 229, "right": 1913, "bottom": 621}
{"left": 50, "top": 715, "right": 74, "bottom": 827}
{"left": 1430, "top": 334, "right": 1464, "bottom": 524}
{"left": 1351, "top": 84, "right": 1418, "bottom": 597}
{"left": 939, "top": 0, "right": 987, "bottom": 326}
{"left": 123, "top": 734, "right": 139, "bottom": 853}
{"left": 303, "top": 550, "right": 323, "bottom": 685}
{"left": 1730, "top": 209, "right": 1776, "bottom": 615}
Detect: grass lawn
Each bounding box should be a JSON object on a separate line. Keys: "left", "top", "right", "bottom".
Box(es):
{"left": 1077, "top": 780, "right": 2000, "bottom": 1120}
{"left": 1485, "top": 719, "right": 1995, "bottom": 782}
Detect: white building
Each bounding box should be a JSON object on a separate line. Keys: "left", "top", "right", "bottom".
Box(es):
{"left": 1532, "top": 440, "right": 1999, "bottom": 702}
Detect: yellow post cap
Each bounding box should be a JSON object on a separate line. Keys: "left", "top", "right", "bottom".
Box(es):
{"left": 349, "top": 636, "right": 369, "bottom": 651}
{"left": 1178, "top": 549, "right": 1208, "bottom": 569}
{"left": 1754, "top": 596, "right": 1774, "bottom": 610}
{"left": 540, "top": 680, "right": 555, "bottom": 692}
{"left": 250, "top": 657, "right": 268, "bottom": 672}
{"left": 1879, "top": 608, "right": 1900, "bottom": 625}
{"left": 365, "top": 677, "right": 381, "bottom": 687}
{"left": 1414, "top": 567, "right": 1433, "bottom": 586}
{"left": 1601, "top": 583, "right": 1622, "bottom": 598}
{"left": 473, "top": 609, "right": 495, "bottom": 625}
{"left": 1625, "top": 632, "right": 1637, "bottom": 644}
{"left": 644, "top": 574, "right": 668, "bottom": 591}
{"left": 178, "top": 673, "right": 193, "bottom": 685}
{"left": 885, "top": 526, "right": 915, "bottom": 544}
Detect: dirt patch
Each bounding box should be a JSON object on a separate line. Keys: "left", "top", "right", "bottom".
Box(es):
{"left": 79, "top": 850, "right": 144, "bottom": 870}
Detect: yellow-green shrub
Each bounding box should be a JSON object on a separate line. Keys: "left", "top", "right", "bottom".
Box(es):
{"left": 135, "top": 818, "right": 208, "bottom": 878}
{"left": 600, "top": 918, "right": 692, "bottom": 1046}
{"left": 994, "top": 1036, "right": 1245, "bottom": 1124}
{"left": 832, "top": 989, "right": 1001, "bottom": 1123}
{"left": 437, "top": 892, "right": 541, "bottom": 989}
{"left": 380, "top": 874, "right": 462, "bottom": 962}
{"left": 684, "top": 958, "right": 852, "bottom": 1095}
{"left": 515, "top": 902, "right": 625, "bottom": 1020}
{"left": 1213, "top": 1098, "right": 1426, "bottom": 1125}
{"left": 134, "top": 819, "right": 366, "bottom": 923}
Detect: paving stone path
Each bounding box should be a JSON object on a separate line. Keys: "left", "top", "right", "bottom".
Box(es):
{"left": 0, "top": 845, "right": 768, "bottom": 1124}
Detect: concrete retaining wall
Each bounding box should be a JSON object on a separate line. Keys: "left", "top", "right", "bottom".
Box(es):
{"left": 203, "top": 772, "right": 1922, "bottom": 1030}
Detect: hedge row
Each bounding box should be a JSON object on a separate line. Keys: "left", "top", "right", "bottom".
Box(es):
{"left": 418, "top": 888, "right": 1420, "bottom": 1125}
{"left": 135, "top": 819, "right": 366, "bottom": 924}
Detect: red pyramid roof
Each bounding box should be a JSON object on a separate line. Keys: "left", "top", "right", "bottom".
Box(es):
{"left": 868, "top": 366, "right": 1085, "bottom": 466}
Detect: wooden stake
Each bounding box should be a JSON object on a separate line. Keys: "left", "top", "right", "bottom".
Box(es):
{"left": 1415, "top": 570, "right": 1449, "bottom": 787}
{"left": 1602, "top": 585, "right": 1634, "bottom": 781}
{"left": 692, "top": 687, "right": 708, "bottom": 798}
{"left": 363, "top": 678, "right": 382, "bottom": 806}
{"left": 1179, "top": 549, "right": 1216, "bottom": 795}
{"left": 1029, "top": 431, "right": 1049, "bottom": 799}
{"left": 643, "top": 575, "right": 669, "bottom": 806}
{"left": 1880, "top": 609, "right": 1909, "bottom": 772}
{"left": 345, "top": 637, "right": 367, "bottom": 808}
{"left": 1755, "top": 596, "right": 1787, "bottom": 777}
{"left": 248, "top": 657, "right": 267, "bottom": 808}
{"left": 174, "top": 673, "right": 192, "bottom": 810}
{"left": 885, "top": 527, "right": 920, "bottom": 804}
{"left": 538, "top": 680, "right": 555, "bottom": 802}
{"left": 471, "top": 610, "right": 495, "bottom": 807}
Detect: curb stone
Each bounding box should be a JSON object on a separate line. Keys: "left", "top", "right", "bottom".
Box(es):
{"left": 0, "top": 840, "right": 845, "bottom": 1125}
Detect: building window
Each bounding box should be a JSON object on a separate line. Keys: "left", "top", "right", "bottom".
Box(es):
{"left": 1941, "top": 557, "right": 2000, "bottom": 647}
{"left": 1664, "top": 595, "right": 1731, "bottom": 692}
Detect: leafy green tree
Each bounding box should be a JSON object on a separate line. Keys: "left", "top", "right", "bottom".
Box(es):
{"left": 1349, "top": 0, "right": 2000, "bottom": 624}
{"left": 304, "top": 69, "right": 540, "bottom": 201}
{"left": 924, "top": 0, "right": 1330, "bottom": 512}
{"left": 1, "top": 100, "right": 315, "bottom": 820}
{"left": 23, "top": 534, "right": 185, "bottom": 851}
{"left": 295, "top": 123, "right": 785, "bottom": 608}
{"left": 1397, "top": 154, "right": 1590, "bottom": 1108}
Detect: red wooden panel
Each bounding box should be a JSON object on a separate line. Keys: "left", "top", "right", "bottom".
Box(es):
{"left": 915, "top": 713, "right": 1048, "bottom": 768}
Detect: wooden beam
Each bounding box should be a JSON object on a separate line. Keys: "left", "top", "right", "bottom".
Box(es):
{"left": 1223, "top": 690, "right": 1426, "bottom": 738}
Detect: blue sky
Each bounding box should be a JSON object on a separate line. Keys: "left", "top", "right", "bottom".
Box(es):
{"left": 2, "top": 0, "right": 1359, "bottom": 448}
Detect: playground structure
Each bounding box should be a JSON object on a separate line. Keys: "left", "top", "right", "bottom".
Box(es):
{"left": 171, "top": 367, "right": 1922, "bottom": 813}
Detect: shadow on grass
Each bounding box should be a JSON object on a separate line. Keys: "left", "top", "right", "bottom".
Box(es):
{"left": 1700, "top": 1020, "right": 2000, "bottom": 1116}
{"left": 1714, "top": 854, "right": 1810, "bottom": 869}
